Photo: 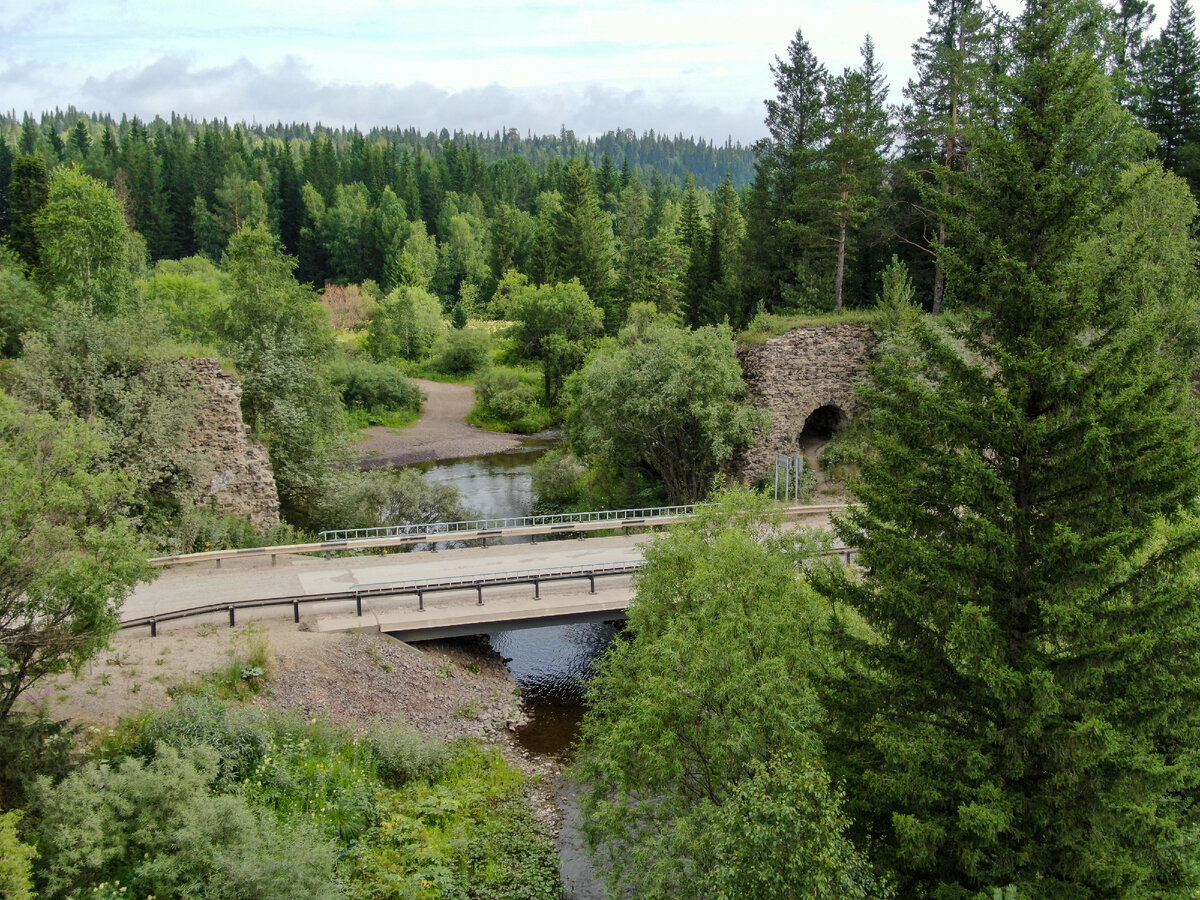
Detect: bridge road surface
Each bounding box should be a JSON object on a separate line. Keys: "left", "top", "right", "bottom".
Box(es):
{"left": 124, "top": 532, "right": 656, "bottom": 638}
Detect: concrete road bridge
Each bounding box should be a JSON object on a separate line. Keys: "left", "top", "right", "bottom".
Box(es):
{"left": 125, "top": 504, "right": 844, "bottom": 641}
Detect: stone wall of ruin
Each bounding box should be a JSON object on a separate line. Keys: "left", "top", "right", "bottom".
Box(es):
{"left": 736, "top": 324, "right": 876, "bottom": 484}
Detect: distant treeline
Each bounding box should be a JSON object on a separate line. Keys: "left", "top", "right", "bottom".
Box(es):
{"left": 0, "top": 109, "right": 757, "bottom": 189}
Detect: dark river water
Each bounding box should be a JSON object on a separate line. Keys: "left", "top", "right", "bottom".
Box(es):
{"left": 413, "top": 440, "right": 620, "bottom": 760}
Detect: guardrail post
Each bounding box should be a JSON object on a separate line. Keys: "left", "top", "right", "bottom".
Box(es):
{"left": 293, "top": 600, "right": 300, "bottom": 623}
{"left": 150, "top": 618, "right": 157, "bottom": 638}
{"left": 533, "top": 577, "right": 540, "bottom": 599}
{"left": 355, "top": 592, "right": 363, "bottom": 617}
{"left": 418, "top": 590, "right": 424, "bottom": 611}
{"left": 589, "top": 574, "right": 596, "bottom": 594}
{"left": 476, "top": 585, "right": 483, "bottom": 606}
{"left": 228, "top": 606, "right": 236, "bottom": 627}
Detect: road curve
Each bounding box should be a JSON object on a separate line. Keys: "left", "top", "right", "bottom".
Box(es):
{"left": 356, "top": 378, "right": 527, "bottom": 468}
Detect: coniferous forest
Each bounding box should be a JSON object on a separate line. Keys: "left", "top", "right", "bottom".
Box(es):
{"left": 4, "top": 0, "right": 1200, "bottom": 896}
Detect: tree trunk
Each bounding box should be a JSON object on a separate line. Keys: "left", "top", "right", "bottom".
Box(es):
{"left": 834, "top": 207, "right": 847, "bottom": 313}
{"left": 932, "top": 220, "right": 946, "bottom": 314}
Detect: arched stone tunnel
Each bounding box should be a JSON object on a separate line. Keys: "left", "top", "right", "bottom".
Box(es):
{"left": 734, "top": 324, "right": 875, "bottom": 485}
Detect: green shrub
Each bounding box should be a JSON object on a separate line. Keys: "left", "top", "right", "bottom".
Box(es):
{"left": 434, "top": 327, "right": 491, "bottom": 374}
{"left": 344, "top": 743, "right": 563, "bottom": 900}
{"left": 475, "top": 369, "right": 540, "bottom": 423}
{"left": 365, "top": 724, "right": 450, "bottom": 787}
{"left": 0, "top": 810, "right": 36, "bottom": 900}
{"left": 90, "top": 703, "right": 564, "bottom": 898}
{"left": 365, "top": 285, "right": 445, "bottom": 362}
{"left": 317, "top": 468, "right": 468, "bottom": 531}
{"left": 104, "top": 696, "right": 272, "bottom": 791}
{"left": 163, "top": 505, "right": 303, "bottom": 555}
{"left": 30, "top": 744, "right": 341, "bottom": 900}
{"left": 531, "top": 449, "right": 586, "bottom": 511}
{"left": 0, "top": 715, "right": 80, "bottom": 809}
{"left": 330, "top": 356, "right": 422, "bottom": 414}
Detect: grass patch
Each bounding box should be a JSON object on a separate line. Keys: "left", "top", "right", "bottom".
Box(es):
{"left": 346, "top": 405, "right": 420, "bottom": 432}
{"left": 168, "top": 626, "right": 271, "bottom": 702}
{"left": 398, "top": 360, "right": 478, "bottom": 384}
{"left": 737, "top": 308, "right": 885, "bottom": 346}
{"left": 465, "top": 406, "right": 555, "bottom": 434}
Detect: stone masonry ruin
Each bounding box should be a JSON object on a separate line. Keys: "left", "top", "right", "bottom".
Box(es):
{"left": 736, "top": 323, "right": 875, "bottom": 485}
{"left": 185, "top": 358, "right": 281, "bottom": 529}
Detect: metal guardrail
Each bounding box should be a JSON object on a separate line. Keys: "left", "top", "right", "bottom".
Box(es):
{"left": 121, "top": 561, "right": 644, "bottom": 636}
{"left": 122, "top": 546, "right": 859, "bottom": 636}
{"left": 148, "top": 503, "right": 846, "bottom": 568}
{"left": 319, "top": 504, "right": 702, "bottom": 543}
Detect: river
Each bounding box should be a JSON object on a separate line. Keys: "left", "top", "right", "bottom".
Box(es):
{"left": 414, "top": 441, "right": 620, "bottom": 759}
{"left": 403, "top": 440, "right": 620, "bottom": 898}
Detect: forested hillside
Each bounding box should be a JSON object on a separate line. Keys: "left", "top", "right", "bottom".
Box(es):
{"left": 0, "top": 0, "right": 1196, "bottom": 323}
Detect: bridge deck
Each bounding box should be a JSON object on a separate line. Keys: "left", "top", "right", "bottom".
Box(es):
{"left": 313, "top": 586, "right": 632, "bottom": 640}
{"left": 124, "top": 509, "right": 839, "bottom": 638}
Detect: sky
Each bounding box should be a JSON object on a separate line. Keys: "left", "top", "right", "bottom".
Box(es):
{"left": 5, "top": 0, "right": 1033, "bottom": 144}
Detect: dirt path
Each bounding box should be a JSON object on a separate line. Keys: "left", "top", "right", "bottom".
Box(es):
{"left": 357, "top": 378, "right": 526, "bottom": 468}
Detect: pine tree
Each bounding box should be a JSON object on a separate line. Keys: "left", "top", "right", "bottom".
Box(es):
{"left": 18, "top": 117, "right": 38, "bottom": 155}
{"left": 43, "top": 124, "right": 65, "bottom": 162}
{"left": 1144, "top": 0, "right": 1200, "bottom": 179}
{"left": 818, "top": 0, "right": 1200, "bottom": 894}
{"left": 743, "top": 27, "right": 831, "bottom": 311}
{"left": 677, "top": 174, "right": 703, "bottom": 251}
{"left": 824, "top": 36, "right": 892, "bottom": 313}
{"left": 698, "top": 174, "right": 747, "bottom": 325}
{"left": 903, "top": 0, "right": 992, "bottom": 312}
{"left": 1109, "top": 0, "right": 1156, "bottom": 107}
{"left": 274, "top": 147, "right": 305, "bottom": 255}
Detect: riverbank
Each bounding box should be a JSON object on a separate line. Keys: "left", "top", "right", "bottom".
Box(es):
{"left": 20, "top": 617, "right": 603, "bottom": 892}
{"left": 357, "top": 378, "right": 526, "bottom": 468}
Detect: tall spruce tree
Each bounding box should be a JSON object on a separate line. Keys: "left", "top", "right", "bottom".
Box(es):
{"left": 7, "top": 154, "right": 49, "bottom": 273}
{"left": 743, "top": 27, "right": 830, "bottom": 311}
{"left": 817, "top": 0, "right": 1200, "bottom": 894}
{"left": 0, "top": 136, "right": 13, "bottom": 238}
{"left": 1144, "top": 0, "right": 1200, "bottom": 181}
{"left": 551, "top": 159, "right": 615, "bottom": 322}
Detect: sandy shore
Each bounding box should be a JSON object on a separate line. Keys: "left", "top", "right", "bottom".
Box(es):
{"left": 357, "top": 378, "right": 526, "bottom": 468}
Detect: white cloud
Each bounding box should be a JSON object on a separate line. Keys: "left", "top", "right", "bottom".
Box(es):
{"left": 72, "top": 55, "right": 763, "bottom": 141}
{"left": 0, "top": 0, "right": 1083, "bottom": 140}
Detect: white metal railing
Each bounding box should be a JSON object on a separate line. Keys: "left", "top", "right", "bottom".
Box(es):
{"left": 149, "top": 503, "right": 846, "bottom": 568}
{"left": 319, "top": 504, "right": 703, "bottom": 543}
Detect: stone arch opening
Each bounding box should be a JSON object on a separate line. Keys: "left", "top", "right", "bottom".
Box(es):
{"left": 798, "top": 404, "right": 845, "bottom": 452}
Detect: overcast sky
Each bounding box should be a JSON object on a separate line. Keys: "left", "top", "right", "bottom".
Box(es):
{"left": 5, "top": 0, "right": 1052, "bottom": 144}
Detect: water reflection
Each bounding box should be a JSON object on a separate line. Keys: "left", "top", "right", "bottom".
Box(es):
{"left": 490, "top": 622, "right": 621, "bottom": 758}
{"left": 415, "top": 441, "right": 555, "bottom": 547}
{"left": 412, "top": 438, "right": 620, "bottom": 760}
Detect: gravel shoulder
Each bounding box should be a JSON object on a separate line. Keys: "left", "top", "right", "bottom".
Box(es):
{"left": 356, "top": 378, "right": 526, "bottom": 468}
{"left": 24, "top": 619, "right": 525, "bottom": 743}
